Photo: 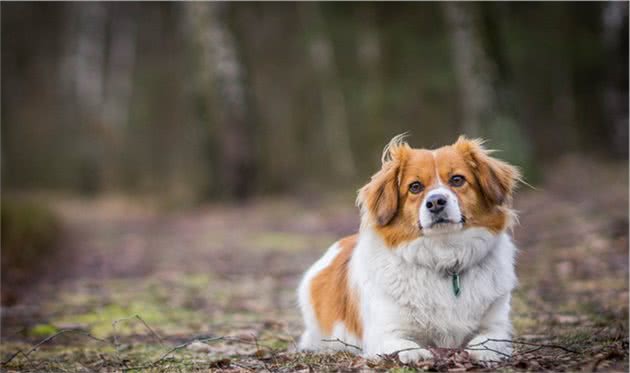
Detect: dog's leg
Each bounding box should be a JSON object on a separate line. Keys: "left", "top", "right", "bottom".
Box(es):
{"left": 360, "top": 296, "right": 432, "bottom": 363}
{"left": 466, "top": 293, "right": 513, "bottom": 361}
{"left": 298, "top": 329, "right": 321, "bottom": 351}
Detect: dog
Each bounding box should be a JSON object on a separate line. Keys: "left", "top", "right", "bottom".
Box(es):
{"left": 297, "top": 135, "right": 521, "bottom": 363}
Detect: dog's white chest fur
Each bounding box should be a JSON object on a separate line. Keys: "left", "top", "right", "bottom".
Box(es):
{"left": 355, "top": 228, "right": 516, "bottom": 349}
{"left": 298, "top": 226, "right": 517, "bottom": 361}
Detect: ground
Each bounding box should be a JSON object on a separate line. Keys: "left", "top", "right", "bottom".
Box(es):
{"left": 1, "top": 156, "right": 628, "bottom": 372}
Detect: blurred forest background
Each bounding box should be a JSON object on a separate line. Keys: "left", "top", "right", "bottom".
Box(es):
{"left": 1, "top": 3, "right": 629, "bottom": 371}
{"left": 2, "top": 2, "right": 628, "bottom": 203}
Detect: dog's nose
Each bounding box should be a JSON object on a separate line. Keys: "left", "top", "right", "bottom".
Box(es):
{"left": 426, "top": 194, "right": 447, "bottom": 214}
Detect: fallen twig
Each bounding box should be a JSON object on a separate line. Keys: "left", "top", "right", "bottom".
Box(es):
{"left": 112, "top": 314, "right": 165, "bottom": 347}
{"left": 378, "top": 346, "right": 426, "bottom": 360}
{"left": 1, "top": 329, "right": 109, "bottom": 366}
{"left": 121, "top": 336, "right": 226, "bottom": 371}
{"left": 465, "top": 346, "right": 511, "bottom": 359}
{"left": 467, "top": 338, "right": 579, "bottom": 354}
{"left": 321, "top": 338, "right": 362, "bottom": 351}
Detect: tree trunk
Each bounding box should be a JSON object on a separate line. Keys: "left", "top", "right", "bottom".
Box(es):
{"left": 356, "top": 6, "right": 386, "bottom": 157}
{"left": 101, "top": 6, "right": 137, "bottom": 189}
{"left": 300, "top": 3, "right": 356, "bottom": 180}
{"left": 74, "top": 3, "right": 108, "bottom": 194}
{"left": 602, "top": 1, "right": 629, "bottom": 158}
{"left": 186, "top": 2, "right": 255, "bottom": 200}
{"left": 443, "top": 2, "right": 493, "bottom": 137}
{"left": 443, "top": 2, "right": 533, "bottom": 174}
{"left": 102, "top": 6, "right": 137, "bottom": 132}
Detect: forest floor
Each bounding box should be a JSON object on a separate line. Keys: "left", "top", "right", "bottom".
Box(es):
{"left": 1, "top": 156, "right": 628, "bottom": 372}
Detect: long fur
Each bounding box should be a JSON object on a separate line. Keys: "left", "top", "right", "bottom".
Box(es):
{"left": 298, "top": 136, "right": 519, "bottom": 363}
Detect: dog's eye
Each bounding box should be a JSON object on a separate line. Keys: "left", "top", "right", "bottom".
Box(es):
{"left": 449, "top": 175, "right": 466, "bottom": 187}
{"left": 409, "top": 181, "right": 424, "bottom": 194}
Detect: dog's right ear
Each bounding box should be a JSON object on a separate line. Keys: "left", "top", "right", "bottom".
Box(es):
{"left": 454, "top": 136, "right": 521, "bottom": 207}
{"left": 357, "top": 135, "right": 409, "bottom": 226}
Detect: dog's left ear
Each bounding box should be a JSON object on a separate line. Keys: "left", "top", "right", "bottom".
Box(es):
{"left": 455, "top": 136, "right": 521, "bottom": 207}
{"left": 357, "top": 135, "right": 410, "bottom": 226}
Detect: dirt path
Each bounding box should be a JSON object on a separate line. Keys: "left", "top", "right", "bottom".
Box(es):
{"left": 2, "top": 157, "right": 628, "bottom": 372}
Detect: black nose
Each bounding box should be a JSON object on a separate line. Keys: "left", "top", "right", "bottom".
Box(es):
{"left": 426, "top": 194, "right": 447, "bottom": 214}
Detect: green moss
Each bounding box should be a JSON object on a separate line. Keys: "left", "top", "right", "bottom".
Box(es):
{"left": 52, "top": 300, "right": 201, "bottom": 338}
{"left": 266, "top": 338, "right": 290, "bottom": 351}
{"left": 29, "top": 323, "right": 59, "bottom": 337}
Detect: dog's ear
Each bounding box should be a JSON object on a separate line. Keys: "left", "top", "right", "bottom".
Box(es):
{"left": 357, "top": 135, "right": 410, "bottom": 226}
{"left": 358, "top": 162, "right": 400, "bottom": 226}
{"left": 455, "top": 136, "right": 521, "bottom": 207}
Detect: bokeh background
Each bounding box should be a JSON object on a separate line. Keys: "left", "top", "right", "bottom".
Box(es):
{"left": 1, "top": 2, "right": 628, "bottom": 372}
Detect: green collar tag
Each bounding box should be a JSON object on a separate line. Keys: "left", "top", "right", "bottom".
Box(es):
{"left": 452, "top": 273, "right": 461, "bottom": 297}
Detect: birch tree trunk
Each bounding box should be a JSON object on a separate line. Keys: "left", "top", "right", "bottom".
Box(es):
{"left": 102, "top": 7, "right": 137, "bottom": 133}
{"left": 602, "top": 1, "right": 628, "bottom": 157}
{"left": 300, "top": 2, "right": 356, "bottom": 180}
{"left": 443, "top": 2, "right": 532, "bottom": 172}
{"left": 357, "top": 7, "right": 386, "bottom": 152}
{"left": 101, "top": 7, "right": 137, "bottom": 188}
{"left": 443, "top": 2, "right": 494, "bottom": 137}
{"left": 186, "top": 2, "right": 255, "bottom": 200}
{"left": 74, "top": 3, "right": 108, "bottom": 194}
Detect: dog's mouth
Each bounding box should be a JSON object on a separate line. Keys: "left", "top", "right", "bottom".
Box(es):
{"left": 430, "top": 218, "right": 459, "bottom": 228}
{"left": 420, "top": 215, "right": 466, "bottom": 230}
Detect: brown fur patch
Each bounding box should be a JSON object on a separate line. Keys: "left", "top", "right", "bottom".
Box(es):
{"left": 357, "top": 135, "right": 520, "bottom": 247}
{"left": 358, "top": 162, "right": 400, "bottom": 226}
{"left": 310, "top": 234, "right": 363, "bottom": 338}
{"left": 454, "top": 136, "right": 521, "bottom": 207}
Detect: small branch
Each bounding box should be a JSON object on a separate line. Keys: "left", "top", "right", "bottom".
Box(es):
{"left": 465, "top": 346, "right": 512, "bottom": 359}
{"left": 112, "top": 314, "right": 165, "bottom": 347}
{"left": 467, "top": 338, "right": 579, "bottom": 354}
{"left": 122, "top": 336, "right": 226, "bottom": 371}
{"left": 377, "top": 346, "right": 426, "bottom": 361}
{"left": 156, "top": 336, "right": 226, "bottom": 365}
{"left": 520, "top": 345, "right": 544, "bottom": 354}
{"left": 2, "top": 329, "right": 109, "bottom": 366}
{"left": 321, "top": 338, "right": 362, "bottom": 351}
{"left": 1, "top": 350, "right": 33, "bottom": 367}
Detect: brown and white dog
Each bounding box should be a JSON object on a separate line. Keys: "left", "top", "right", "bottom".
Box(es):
{"left": 297, "top": 135, "right": 521, "bottom": 362}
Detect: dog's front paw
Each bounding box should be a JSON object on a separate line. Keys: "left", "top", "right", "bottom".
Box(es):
{"left": 467, "top": 348, "right": 507, "bottom": 362}
{"left": 378, "top": 339, "right": 432, "bottom": 363}
{"left": 398, "top": 347, "right": 433, "bottom": 363}
{"left": 466, "top": 336, "right": 512, "bottom": 362}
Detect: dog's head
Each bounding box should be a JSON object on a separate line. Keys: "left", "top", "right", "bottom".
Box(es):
{"left": 357, "top": 135, "right": 521, "bottom": 247}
